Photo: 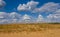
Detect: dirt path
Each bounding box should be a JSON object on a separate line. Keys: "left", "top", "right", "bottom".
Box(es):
{"left": 0, "top": 29, "right": 60, "bottom": 37}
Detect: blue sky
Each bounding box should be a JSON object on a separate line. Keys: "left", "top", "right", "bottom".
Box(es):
{"left": 3, "top": 0, "right": 60, "bottom": 12}
{"left": 4, "top": 0, "right": 60, "bottom": 16}
{"left": 0, "top": 0, "right": 60, "bottom": 24}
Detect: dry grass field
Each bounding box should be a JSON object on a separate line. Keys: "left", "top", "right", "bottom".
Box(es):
{"left": 0, "top": 23, "right": 60, "bottom": 37}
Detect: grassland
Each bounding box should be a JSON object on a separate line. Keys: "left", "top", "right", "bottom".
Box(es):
{"left": 0, "top": 23, "right": 60, "bottom": 37}
{"left": 0, "top": 23, "right": 60, "bottom": 33}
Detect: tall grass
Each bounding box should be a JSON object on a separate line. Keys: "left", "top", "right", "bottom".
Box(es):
{"left": 0, "top": 23, "right": 60, "bottom": 33}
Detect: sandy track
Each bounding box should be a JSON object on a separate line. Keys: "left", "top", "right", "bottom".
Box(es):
{"left": 0, "top": 29, "right": 60, "bottom": 37}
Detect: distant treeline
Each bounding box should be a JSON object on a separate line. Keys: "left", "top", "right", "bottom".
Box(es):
{"left": 48, "top": 23, "right": 60, "bottom": 24}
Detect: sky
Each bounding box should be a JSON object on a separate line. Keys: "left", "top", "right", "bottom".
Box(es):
{"left": 0, "top": 0, "right": 60, "bottom": 24}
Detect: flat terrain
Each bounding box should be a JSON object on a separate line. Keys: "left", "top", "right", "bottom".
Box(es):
{"left": 0, "top": 23, "right": 60, "bottom": 37}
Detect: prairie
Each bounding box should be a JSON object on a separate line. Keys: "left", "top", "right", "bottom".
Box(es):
{"left": 0, "top": 23, "right": 60, "bottom": 37}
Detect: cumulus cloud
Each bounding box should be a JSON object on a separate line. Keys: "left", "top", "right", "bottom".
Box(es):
{"left": 0, "top": 12, "right": 60, "bottom": 23}
{"left": 55, "top": 9, "right": 60, "bottom": 14}
{"left": 36, "top": 15, "right": 45, "bottom": 23}
{"left": 9, "top": 12, "right": 21, "bottom": 19}
{"left": 0, "top": 12, "right": 8, "bottom": 24}
{"left": 17, "top": 1, "right": 39, "bottom": 11}
{"left": 17, "top": 1, "right": 60, "bottom": 23}
{"left": 33, "top": 2, "right": 60, "bottom": 13}
{"left": 0, "top": 12, "right": 21, "bottom": 24}
{"left": 17, "top": 1, "right": 60, "bottom": 13}
{"left": 0, "top": 12, "right": 9, "bottom": 19}
{"left": 21, "top": 14, "right": 32, "bottom": 23}
{"left": 0, "top": 0, "right": 6, "bottom": 8}
{"left": 0, "top": 12, "right": 36, "bottom": 24}
{"left": 22, "top": 14, "right": 31, "bottom": 20}
{"left": 46, "top": 14, "right": 60, "bottom": 23}
{"left": 42, "top": 8, "right": 60, "bottom": 23}
{"left": 0, "top": 1, "right": 60, "bottom": 23}
{"left": 0, "top": 19, "right": 8, "bottom": 24}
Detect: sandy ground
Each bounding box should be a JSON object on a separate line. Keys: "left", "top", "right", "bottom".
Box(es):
{"left": 0, "top": 29, "right": 60, "bottom": 37}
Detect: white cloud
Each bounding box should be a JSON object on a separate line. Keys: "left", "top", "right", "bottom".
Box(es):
{"left": 36, "top": 14, "right": 60, "bottom": 23}
{"left": 0, "top": 12, "right": 22, "bottom": 24}
{"left": 0, "top": 1, "right": 60, "bottom": 23}
{"left": 21, "top": 14, "right": 32, "bottom": 23}
{"left": 0, "top": 0, "right": 6, "bottom": 8}
{"left": 45, "top": 8, "right": 60, "bottom": 23}
{"left": 0, "top": 12, "right": 9, "bottom": 24}
{"left": 37, "top": 15, "right": 44, "bottom": 23}
{"left": 55, "top": 9, "right": 60, "bottom": 14}
{"left": 33, "top": 2, "right": 60, "bottom": 13}
{"left": 17, "top": 1, "right": 60, "bottom": 23}
{"left": 0, "top": 12, "right": 60, "bottom": 23}
{"left": 22, "top": 14, "right": 31, "bottom": 20}
{"left": 17, "top": 1, "right": 60, "bottom": 14}
{"left": 0, "top": 12, "right": 35, "bottom": 24}
{"left": 17, "top": 1, "right": 39, "bottom": 11}
{"left": 46, "top": 14, "right": 60, "bottom": 23}
{"left": 9, "top": 12, "right": 21, "bottom": 19}
{"left": 0, "top": 12, "right": 8, "bottom": 19}
{"left": 0, "top": 19, "right": 8, "bottom": 24}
